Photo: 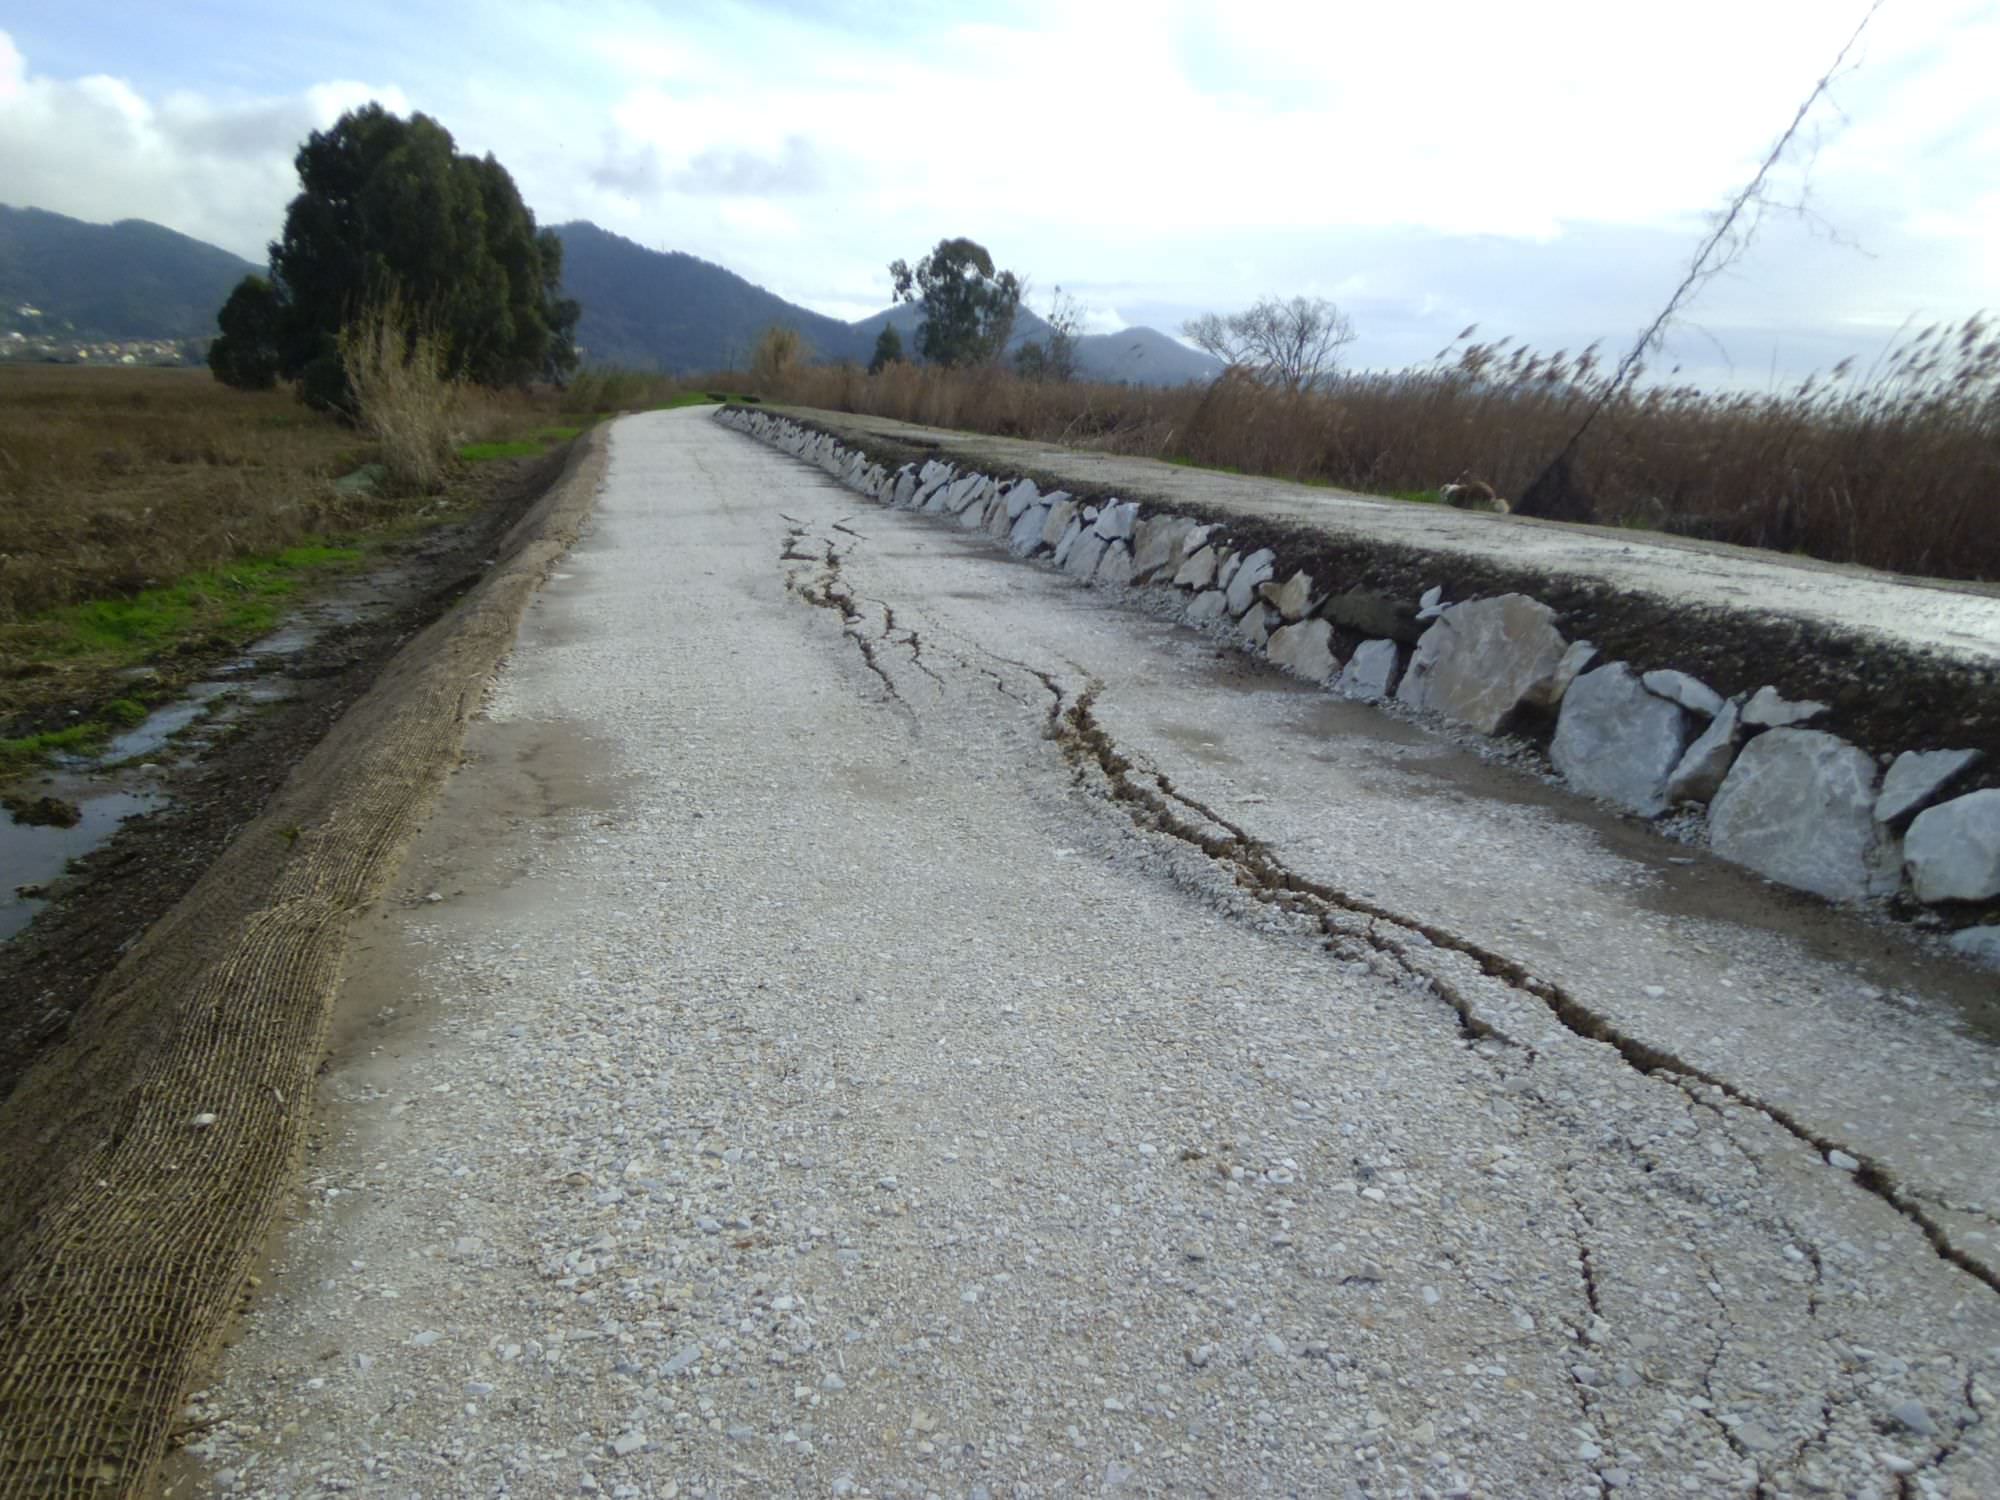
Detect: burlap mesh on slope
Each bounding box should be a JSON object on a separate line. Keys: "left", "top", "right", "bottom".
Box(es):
{"left": 0, "top": 431, "right": 610, "bottom": 1498}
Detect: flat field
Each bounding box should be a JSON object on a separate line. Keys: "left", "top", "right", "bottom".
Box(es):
{"left": 0, "top": 365, "right": 580, "bottom": 761}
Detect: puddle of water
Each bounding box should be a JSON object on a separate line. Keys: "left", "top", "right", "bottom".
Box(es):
{"left": 3, "top": 786, "right": 166, "bottom": 941}
{"left": 3, "top": 554, "right": 408, "bottom": 944}
{"left": 249, "top": 621, "right": 319, "bottom": 656}
{"left": 1154, "top": 723, "right": 1240, "bottom": 767}
{"left": 235, "top": 585, "right": 388, "bottom": 663}
{"left": 98, "top": 682, "right": 233, "bottom": 762}
{"left": 1291, "top": 696, "right": 1431, "bottom": 746}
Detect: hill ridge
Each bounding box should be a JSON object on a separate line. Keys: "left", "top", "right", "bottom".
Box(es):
{"left": 0, "top": 206, "right": 1223, "bottom": 385}
{"left": 0, "top": 204, "right": 259, "bottom": 342}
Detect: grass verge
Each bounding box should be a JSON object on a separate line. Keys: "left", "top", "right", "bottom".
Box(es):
{"left": 36, "top": 545, "right": 364, "bottom": 663}
{"left": 0, "top": 722, "right": 110, "bottom": 777}
{"left": 458, "top": 425, "right": 585, "bottom": 463}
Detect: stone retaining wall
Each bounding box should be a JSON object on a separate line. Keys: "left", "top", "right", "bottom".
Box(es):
{"left": 717, "top": 405, "right": 2000, "bottom": 970}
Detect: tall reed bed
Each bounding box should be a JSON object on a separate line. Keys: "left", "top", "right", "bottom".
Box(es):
{"left": 768, "top": 317, "right": 2000, "bottom": 582}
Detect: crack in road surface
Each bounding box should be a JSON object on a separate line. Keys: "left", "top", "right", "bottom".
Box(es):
{"left": 781, "top": 523, "right": 905, "bottom": 708}
{"left": 179, "top": 410, "right": 1999, "bottom": 1500}
{"left": 789, "top": 500, "right": 2000, "bottom": 1489}
{"left": 774, "top": 453, "right": 2000, "bottom": 1492}
{"left": 1029, "top": 677, "right": 2000, "bottom": 1301}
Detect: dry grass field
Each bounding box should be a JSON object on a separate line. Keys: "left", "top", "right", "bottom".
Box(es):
{"left": 0, "top": 365, "right": 611, "bottom": 761}
{"left": 0, "top": 365, "right": 380, "bottom": 622}
{"left": 770, "top": 317, "right": 2000, "bottom": 583}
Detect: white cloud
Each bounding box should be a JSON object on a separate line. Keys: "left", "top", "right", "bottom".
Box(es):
{"left": 0, "top": 30, "right": 407, "bottom": 260}
{"left": 1, "top": 0, "right": 1993, "bottom": 381}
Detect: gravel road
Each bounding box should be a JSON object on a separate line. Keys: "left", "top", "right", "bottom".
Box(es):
{"left": 174, "top": 408, "right": 1999, "bottom": 1500}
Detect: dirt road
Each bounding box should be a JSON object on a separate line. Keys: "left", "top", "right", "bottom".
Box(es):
{"left": 176, "top": 408, "right": 1998, "bottom": 1499}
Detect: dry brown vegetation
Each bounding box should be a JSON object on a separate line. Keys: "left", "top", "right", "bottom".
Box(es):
{"left": 0, "top": 364, "right": 549, "bottom": 623}
{"left": 338, "top": 293, "right": 462, "bottom": 495}
{"left": 765, "top": 317, "right": 2000, "bottom": 582}
{"left": 0, "top": 365, "right": 373, "bottom": 622}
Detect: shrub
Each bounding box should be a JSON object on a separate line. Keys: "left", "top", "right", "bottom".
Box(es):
{"left": 750, "top": 326, "right": 807, "bottom": 396}
{"left": 556, "top": 368, "right": 684, "bottom": 413}
{"left": 337, "top": 291, "right": 461, "bottom": 496}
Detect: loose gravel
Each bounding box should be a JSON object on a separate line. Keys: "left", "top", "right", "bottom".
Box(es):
{"left": 176, "top": 409, "right": 1999, "bottom": 1500}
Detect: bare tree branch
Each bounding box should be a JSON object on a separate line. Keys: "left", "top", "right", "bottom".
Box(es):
{"left": 1182, "top": 296, "right": 1357, "bottom": 390}
{"left": 1517, "top": 0, "right": 1885, "bottom": 520}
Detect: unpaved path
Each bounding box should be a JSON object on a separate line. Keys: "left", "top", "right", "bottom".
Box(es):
{"left": 174, "top": 408, "right": 1998, "bottom": 1500}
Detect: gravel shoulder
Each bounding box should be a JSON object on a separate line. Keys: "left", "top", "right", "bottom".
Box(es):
{"left": 171, "top": 409, "right": 1999, "bottom": 1500}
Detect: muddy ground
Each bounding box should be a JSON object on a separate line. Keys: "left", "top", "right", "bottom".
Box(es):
{"left": 0, "top": 447, "right": 569, "bottom": 1103}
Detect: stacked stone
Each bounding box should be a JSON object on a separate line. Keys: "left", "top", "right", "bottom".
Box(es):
{"left": 712, "top": 406, "right": 2000, "bottom": 963}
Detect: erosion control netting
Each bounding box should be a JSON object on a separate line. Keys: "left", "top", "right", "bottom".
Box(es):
{"left": 0, "top": 433, "right": 609, "bottom": 1498}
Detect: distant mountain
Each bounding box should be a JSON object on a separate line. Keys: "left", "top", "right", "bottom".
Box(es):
{"left": 843, "top": 299, "right": 1222, "bottom": 385}
{"left": 0, "top": 205, "right": 258, "bottom": 339}
{"left": 555, "top": 222, "right": 1220, "bottom": 386}
{"left": 0, "top": 206, "right": 1221, "bottom": 383}
{"left": 554, "top": 221, "right": 863, "bottom": 371}
{"left": 1073, "top": 326, "right": 1222, "bottom": 385}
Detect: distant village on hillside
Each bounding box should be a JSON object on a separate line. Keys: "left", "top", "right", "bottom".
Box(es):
{"left": 2, "top": 303, "right": 206, "bottom": 367}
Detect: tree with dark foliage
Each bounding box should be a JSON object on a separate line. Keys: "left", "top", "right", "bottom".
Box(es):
{"left": 887, "top": 238, "right": 1021, "bottom": 368}
{"left": 210, "top": 104, "right": 578, "bottom": 408}
{"left": 207, "top": 275, "right": 282, "bottom": 390}
{"left": 868, "top": 322, "right": 904, "bottom": 374}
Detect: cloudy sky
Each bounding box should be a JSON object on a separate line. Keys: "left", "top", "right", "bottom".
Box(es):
{"left": 2, "top": 0, "right": 1994, "bottom": 381}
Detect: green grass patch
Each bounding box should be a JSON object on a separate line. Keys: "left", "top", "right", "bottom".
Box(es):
{"left": 0, "top": 721, "right": 109, "bottom": 775}
{"left": 458, "top": 425, "right": 585, "bottom": 462}
{"left": 2, "top": 542, "right": 364, "bottom": 772}
{"left": 1384, "top": 488, "right": 1442, "bottom": 505}
{"left": 6, "top": 544, "right": 363, "bottom": 669}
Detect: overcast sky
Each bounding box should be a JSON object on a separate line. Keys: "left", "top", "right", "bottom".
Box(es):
{"left": 2, "top": 0, "right": 1994, "bottom": 382}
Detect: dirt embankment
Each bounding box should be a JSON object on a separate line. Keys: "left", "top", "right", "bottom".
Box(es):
{"left": 0, "top": 447, "right": 570, "bottom": 1103}
{"left": 772, "top": 408, "right": 2000, "bottom": 784}
{"left": 0, "top": 431, "right": 606, "bottom": 1500}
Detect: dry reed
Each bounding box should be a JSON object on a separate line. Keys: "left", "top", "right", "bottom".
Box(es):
{"left": 0, "top": 364, "right": 544, "bottom": 623}
{"left": 338, "top": 293, "right": 462, "bottom": 496}
{"left": 765, "top": 317, "right": 2000, "bottom": 582}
